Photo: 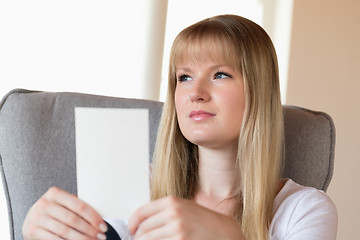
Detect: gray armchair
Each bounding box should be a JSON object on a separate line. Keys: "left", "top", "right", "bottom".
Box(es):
{"left": 0, "top": 89, "right": 335, "bottom": 240}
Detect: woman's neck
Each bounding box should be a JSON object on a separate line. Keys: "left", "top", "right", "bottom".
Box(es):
{"left": 194, "top": 145, "right": 238, "bottom": 214}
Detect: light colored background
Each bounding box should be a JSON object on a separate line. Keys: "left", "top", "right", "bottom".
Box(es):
{"left": 286, "top": 0, "right": 360, "bottom": 239}
{"left": 1, "top": 0, "right": 359, "bottom": 239}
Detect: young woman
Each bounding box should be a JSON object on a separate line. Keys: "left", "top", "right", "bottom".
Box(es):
{"left": 22, "top": 15, "right": 337, "bottom": 240}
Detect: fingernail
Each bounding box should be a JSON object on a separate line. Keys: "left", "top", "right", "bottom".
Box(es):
{"left": 97, "top": 233, "right": 106, "bottom": 240}
{"left": 99, "top": 223, "right": 108, "bottom": 232}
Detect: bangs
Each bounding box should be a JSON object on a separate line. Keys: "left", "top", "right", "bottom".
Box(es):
{"left": 171, "top": 20, "right": 242, "bottom": 71}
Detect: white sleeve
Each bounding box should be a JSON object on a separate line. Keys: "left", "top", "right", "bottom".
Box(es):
{"left": 285, "top": 190, "right": 338, "bottom": 240}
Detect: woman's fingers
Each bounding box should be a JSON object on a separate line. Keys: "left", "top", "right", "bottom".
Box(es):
{"left": 134, "top": 216, "right": 188, "bottom": 240}
{"left": 38, "top": 199, "right": 105, "bottom": 239}
{"left": 23, "top": 186, "right": 107, "bottom": 240}
{"left": 130, "top": 196, "right": 196, "bottom": 239}
{"left": 129, "top": 196, "right": 181, "bottom": 235}
{"left": 38, "top": 215, "right": 103, "bottom": 240}
{"left": 44, "top": 187, "right": 107, "bottom": 233}
{"left": 129, "top": 196, "right": 245, "bottom": 240}
{"left": 24, "top": 226, "right": 65, "bottom": 240}
{"left": 132, "top": 206, "right": 170, "bottom": 238}
{"left": 134, "top": 223, "right": 171, "bottom": 240}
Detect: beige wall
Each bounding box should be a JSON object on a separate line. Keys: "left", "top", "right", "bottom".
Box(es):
{"left": 286, "top": 0, "right": 360, "bottom": 239}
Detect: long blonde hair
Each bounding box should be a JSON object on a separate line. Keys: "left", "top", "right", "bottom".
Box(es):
{"left": 151, "top": 15, "right": 284, "bottom": 240}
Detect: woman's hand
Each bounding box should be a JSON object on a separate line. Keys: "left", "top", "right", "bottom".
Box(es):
{"left": 22, "top": 187, "right": 108, "bottom": 240}
{"left": 129, "top": 196, "right": 245, "bottom": 240}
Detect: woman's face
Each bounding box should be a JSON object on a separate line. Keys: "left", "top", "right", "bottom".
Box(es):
{"left": 174, "top": 57, "right": 245, "bottom": 149}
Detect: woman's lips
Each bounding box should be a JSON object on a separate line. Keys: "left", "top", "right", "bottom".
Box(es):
{"left": 189, "top": 110, "right": 216, "bottom": 121}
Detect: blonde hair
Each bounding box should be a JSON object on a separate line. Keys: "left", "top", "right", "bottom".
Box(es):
{"left": 151, "top": 15, "right": 284, "bottom": 240}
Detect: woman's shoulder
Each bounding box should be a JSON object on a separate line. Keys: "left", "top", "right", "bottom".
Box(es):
{"left": 269, "top": 179, "right": 338, "bottom": 239}
{"left": 274, "top": 179, "right": 333, "bottom": 209}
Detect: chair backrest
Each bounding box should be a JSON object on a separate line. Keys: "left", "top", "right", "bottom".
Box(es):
{"left": 0, "top": 89, "right": 335, "bottom": 240}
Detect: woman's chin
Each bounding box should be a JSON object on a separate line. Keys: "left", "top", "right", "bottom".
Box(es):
{"left": 187, "top": 136, "right": 226, "bottom": 149}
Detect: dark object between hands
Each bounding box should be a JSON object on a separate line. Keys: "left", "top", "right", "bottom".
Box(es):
{"left": 104, "top": 221, "right": 122, "bottom": 240}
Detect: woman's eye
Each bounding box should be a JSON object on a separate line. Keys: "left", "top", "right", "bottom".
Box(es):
{"left": 214, "top": 71, "right": 232, "bottom": 79}
{"left": 178, "top": 74, "right": 192, "bottom": 82}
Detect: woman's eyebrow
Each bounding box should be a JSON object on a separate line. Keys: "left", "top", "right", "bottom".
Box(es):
{"left": 210, "top": 64, "right": 234, "bottom": 70}
{"left": 176, "top": 67, "right": 193, "bottom": 74}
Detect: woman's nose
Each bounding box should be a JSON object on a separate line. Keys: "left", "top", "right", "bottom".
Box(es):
{"left": 189, "top": 80, "right": 211, "bottom": 102}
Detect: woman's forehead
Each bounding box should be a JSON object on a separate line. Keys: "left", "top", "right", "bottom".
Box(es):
{"left": 175, "top": 44, "right": 238, "bottom": 69}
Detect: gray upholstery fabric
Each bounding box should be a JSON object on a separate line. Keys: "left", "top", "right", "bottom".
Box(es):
{"left": 282, "top": 106, "right": 335, "bottom": 191}
{"left": 0, "top": 89, "right": 335, "bottom": 240}
{"left": 0, "top": 89, "right": 163, "bottom": 240}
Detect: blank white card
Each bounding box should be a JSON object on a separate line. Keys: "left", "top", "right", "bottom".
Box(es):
{"left": 75, "top": 108, "right": 150, "bottom": 219}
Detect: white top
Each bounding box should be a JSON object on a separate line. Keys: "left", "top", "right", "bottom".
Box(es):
{"left": 269, "top": 179, "right": 338, "bottom": 239}
{"left": 107, "top": 179, "right": 338, "bottom": 240}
